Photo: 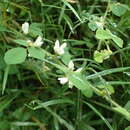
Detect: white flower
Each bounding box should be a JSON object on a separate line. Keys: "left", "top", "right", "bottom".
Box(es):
{"left": 22, "top": 22, "right": 29, "bottom": 34}
{"left": 95, "top": 21, "right": 103, "bottom": 28}
{"left": 54, "top": 40, "right": 67, "bottom": 55}
{"left": 95, "top": 17, "right": 104, "bottom": 29}
{"left": 34, "top": 36, "right": 43, "bottom": 47}
{"left": 58, "top": 77, "right": 68, "bottom": 85}
{"left": 26, "top": 36, "right": 43, "bottom": 47}
{"left": 58, "top": 60, "right": 83, "bottom": 87}
{"left": 68, "top": 60, "right": 74, "bottom": 70}
{"left": 68, "top": 60, "right": 82, "bottom": 72}
{"left": 58, "top": 76, "right": 73, "bottom": 88}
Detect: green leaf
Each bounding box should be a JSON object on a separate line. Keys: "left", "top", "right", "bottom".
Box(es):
{"left": 96, "top": 28, "right": 123, "bottom": 48}
{"left": 14, "top": 39, "right": 28, "bottom": 47}
{"left": 112, "top": 36, "right": 123, "bottom": 48}
{"left": 87, "top": 67, "right": 130, "bottom": 80}
{"left": 28, "top": 47, "right": 45, "bottom": 60}
{"left": 125, "top": 126, "right": 130, "bottom": 130}
{"left": 0, "top": 94, "right": 19, "bottom": 112}
{"left": 68, "top": 72, "right": 93, "bottom": 98}
{"left": 0, "top": 120, "right": 10, "bottom": 130}
{"left": 0, "top": 25, "right": 12, "bottom": 33}
{"left": 84, "top": 101, "right": 113, "bottom": 130}
{"left": 63, "top": 14, "right": 74, "bottom": 33}
{"left": 29, "top": 23, "right": 42, "bottom": 37}
{"left": 96, "top": 29, "right": 112, "bottom": 40}
{"left": 61, "top": 51, "right": 72, "bottom": 65}
{"left": 111, "top": 3, "right": 128, "bottom": 17}
{"left": 2, "top": 66, "right": 10, "bottom": 94}
{"left": 0, "top": 52, "right": 6, "bottom": 70}
{"left": 94, "top": 49, "right": 112, "bottom": 63}
{"left": 4, "top": 47, "right": 27, "bottom": 64}
{"left": 61, "top": 0, "right": 81, "bottom": 22}
{"left": 88, "top": 22, "right": 98, "bottom": 31}
{"left": 124, "top": 101, "right": 130, "bottom": 112}
{"left": 113, "top": 107, "right": 130, "bottom": 121}
{"left": 97, "top": 84, "right": 115, "bottom": 95}
{"left": 94, "top": 50, "right": 103, "bottom": 63}
{"left": 32, "top": 99, "right": 74, "bottom": 110}
{"left": 0, "top": 25, "right": 8, "bottom": 32}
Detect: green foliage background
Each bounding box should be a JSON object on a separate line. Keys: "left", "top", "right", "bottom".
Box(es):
{"left": 0, "top": 0, "right": 130, "bottom": 130}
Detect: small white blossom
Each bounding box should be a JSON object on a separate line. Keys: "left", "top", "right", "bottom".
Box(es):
{"left": 54, "top": 40, "right": 67, "bottom": 55}
{"left": 95, "top": 21, "right": 103, "bottom": 28}
{"left": 68, "top": 60, "right": 74, "bottom": 70}
{"left": 34, "top": 36, "right": 43, "bottom": 47}
{"left": 58, "top": 60, "right": 83, "bottom": 87}
{"left": 58, "top": 77, "right": 68, "bottom": 85}
{"left": 26, "top": 36, "right": 43, "bottom": 47}
{"left": 22, "top": 22, "right": 29, "bottom": 34}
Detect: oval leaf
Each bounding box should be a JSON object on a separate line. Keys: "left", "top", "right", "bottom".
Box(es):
{"left": 68, "top": 72, "right": 93, "bottom": 98}
{"left": 28, "top": 47, "right": 45, "bottom": 60}
{"left": 29, "top": 23, "right": 43, "bottom": 37}
{"left": 112, "top": 36, "right": 123, "bottom": 48}
{"left": 4, "top": 47, "right": 27, "bottom": 64}
{"left": 88, "top": 22, "right": 98, "bottom": 31}
{"left": 96, "top": 29, "right": 112, "bottom": 40}
{"left": 14, "top": 39, "right": 28, "bottom": 47}
{"left": 111, "top": 3, "right": 128, "bottom": 17}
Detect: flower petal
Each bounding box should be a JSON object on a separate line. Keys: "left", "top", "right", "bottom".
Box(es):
{"left": 34, "top": 36, "right": 43, "bottom": 47}
{"left": 58, "top": 77, "right": 68, "bottom": 84}
{"left": 22, "top": 22, "right": 29, "bottom": 34}
{"left": 60, "top": 43, "right": 67, "bottom": 49}
{"left": 68, "top": 60, "right": 74, "bottom": 70}
{"left": 54, "top": 40, "right": 66, "bottom": 55}
{"left": 54, "top": 40, "right": 60, "bottom": 54}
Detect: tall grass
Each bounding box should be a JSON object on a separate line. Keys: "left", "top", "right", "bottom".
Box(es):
{"left": 0, "top": 0, "right": 130, "bottom": 130}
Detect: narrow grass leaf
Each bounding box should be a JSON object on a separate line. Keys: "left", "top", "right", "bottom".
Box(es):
{"left": 33, "top": 99, "right": 74, "bottom": 110}
{"left": 2, "top": 65, "right": 10, "bottom": 95}
{"left": 0, "top": 94, "right": 19, "bottom": 112}
{"left": 61, "top": 0, "right": 82, "bottom": 22}
{"left": 83, "top": 101, "right": 113, "bottom": 130}
{"left": 86, "top": 67, "right": 130, "bottom": 80}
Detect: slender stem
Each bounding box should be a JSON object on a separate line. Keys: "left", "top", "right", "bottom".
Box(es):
{"left": 97, "top": 0, "right": 111, "bottom": 50}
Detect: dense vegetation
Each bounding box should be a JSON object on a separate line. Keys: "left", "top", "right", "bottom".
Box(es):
{"left": 0, "top": 0, "right": 130, "bottom": 129}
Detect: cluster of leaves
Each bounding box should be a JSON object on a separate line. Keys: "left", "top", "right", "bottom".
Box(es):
{"left": 1, "top": 0, "right": 130, "bottom": 130}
